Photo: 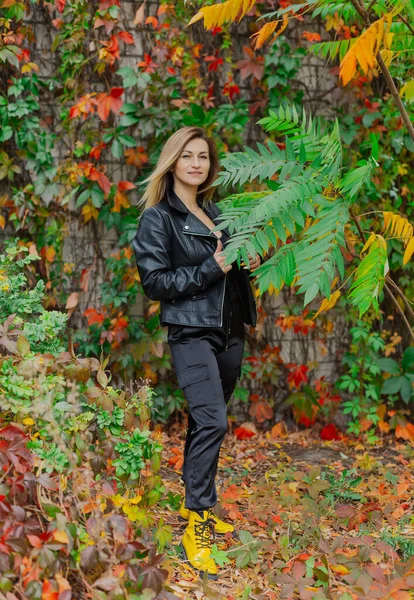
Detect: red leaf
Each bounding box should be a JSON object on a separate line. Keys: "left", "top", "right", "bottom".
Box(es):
{"left": 56, "top": 0, "right": 66, "bottom": 13}
{"left": 234, "top": 426, "right": 256, "bottom": 440}
{"left": 320, "top": 424, "right": 341, "bottom": 441}
{"left": 83, "top": 308, "right": 105, "bottom": 326}
{"left": 117, "top": 30, "right": 135, "bottom": 44}
{"left": 287, "top": 364, "right": 309, "bottom": 388}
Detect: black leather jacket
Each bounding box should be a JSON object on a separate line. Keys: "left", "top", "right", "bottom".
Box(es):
{"left": 132, "top": 186, "right": 258, "bottom": 328}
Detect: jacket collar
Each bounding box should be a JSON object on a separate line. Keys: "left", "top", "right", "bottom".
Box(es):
{"left": 166, "top": 185, "right": 228, "bottom": 238}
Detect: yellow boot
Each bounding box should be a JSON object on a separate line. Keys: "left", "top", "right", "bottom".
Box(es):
{"left": 179, "top": 500, "right": 235, "bottom": 535}
{"left": 181, "top": 509, "right": 218, "bottom": 579}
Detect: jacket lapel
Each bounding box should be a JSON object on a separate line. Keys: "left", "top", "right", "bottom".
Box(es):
{"left": 166, "top": 186, "right": 229, "bottom": 239}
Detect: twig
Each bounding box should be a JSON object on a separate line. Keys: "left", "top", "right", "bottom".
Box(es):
{"left": 384, "top": 283, "right": 414, "bottom": 343}
{"left": 399, "top": 13, "right": 414, "bottom": 37}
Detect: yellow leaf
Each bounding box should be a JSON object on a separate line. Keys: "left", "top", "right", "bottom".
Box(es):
{"left": 188, "top": 0, "right": 258, "bottom": 29}
{"left": 0, "top": 215, "right": 5, "bottom": 230}
{"left": 376, "top": 234, "right": 387, "bottom": 251}
{"left": 313, "top": 289, "right": 341, "bottom": 320}
{"left": 361, "top": 231, "right": 376, "bottom": 255}
{"left": 403, "top": 237, "right": 414, "bottom": 266}
{"left": 129, "top": 495, "right": 142, "bottom": 505}
{"left": 23, "top": 417, "right": 35, "bottom": 426}
{"left": 382, "top": 211, "right": 413, "bottom": 245}
{"left": 82, "top": 202, "right": 99, "bottom": 223}
{"left": 111, "top": 494, "right": 126, "bottom": 507}
{"left": 45, "top": 246, "right": 56, "bottom": 263}
{"left": 380, "top": 48, "right": 394, "bottom": 68}
{"left": 330, "top": 563, "right": 350, "bottom": 575}
{"left": 250, "top": 15, "right": 288, "bottom": 50}
{"left": 340, "top": 14, "right": 392, "bottom": 86}
{"left": 53, "top": 530, "right": 69, "bottom": 544}
{"left": 400, "top": 80, "right": 414, "bottom": 104}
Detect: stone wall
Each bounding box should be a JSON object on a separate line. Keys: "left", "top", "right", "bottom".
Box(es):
{"left": 13, "top": 1, "right": 348, "bottom": 403}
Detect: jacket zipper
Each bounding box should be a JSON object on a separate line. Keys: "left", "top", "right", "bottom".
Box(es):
{"left": 183, "top": 230, "right": 226, "bottom": 328}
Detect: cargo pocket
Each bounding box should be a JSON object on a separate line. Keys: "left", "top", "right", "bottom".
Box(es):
{"left": 176, "top": 363, "right": 217, "bottom": 407}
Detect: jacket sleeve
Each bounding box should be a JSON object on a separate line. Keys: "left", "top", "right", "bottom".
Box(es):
{"left": 132, "top": 206, "right": 225, "bottom": 301}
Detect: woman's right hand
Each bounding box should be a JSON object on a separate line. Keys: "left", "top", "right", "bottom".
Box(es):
{"left": 213, "top": 239, "right": 232, "bottom": 274}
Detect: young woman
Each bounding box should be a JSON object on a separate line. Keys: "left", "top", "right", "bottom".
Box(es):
{"left": 132, "top": 126, "right": 261, "bottom": 579}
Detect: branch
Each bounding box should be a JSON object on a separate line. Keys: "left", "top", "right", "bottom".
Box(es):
{"left": 376, "top": 53, "right": 414, "bottom": 142}
{"left": 385, "top": 276, "right": 414, "bottom": 320}
{"left": 348, "top": 0, "right": 414, "bottom": 142}
{"left": 384, "top": 283, "right": 414, "bottom": 343}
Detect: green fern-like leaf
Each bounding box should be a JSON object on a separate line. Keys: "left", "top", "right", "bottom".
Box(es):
{"left": 295, "top": 197, "right": 349, "bottom": 305}
{"left": 255, "top": 243, "right": 297, "bottom": 296}
{"left": 348, "top": 239, "right": 389, "bottom": 316}
{"left": 339, "top": 160, "right": 374, "bottom": 201}
{"left": 218, "top": 177, "right": 323, "bottom": 267}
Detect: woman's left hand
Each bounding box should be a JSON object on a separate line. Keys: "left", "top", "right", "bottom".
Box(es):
{"left": 246, "top": 254, "right": 261, "bottom": 271}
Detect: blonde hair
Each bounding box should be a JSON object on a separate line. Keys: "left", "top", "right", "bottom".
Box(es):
{"left": 137, "top": 127, "right": 220, "bottom": 211}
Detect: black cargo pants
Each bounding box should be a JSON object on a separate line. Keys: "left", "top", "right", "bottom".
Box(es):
{"left": 167, "top": 307, "right": 245, "bottom": 511}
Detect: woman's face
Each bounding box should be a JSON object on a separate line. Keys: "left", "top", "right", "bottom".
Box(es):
{"left": 172, "top": 138, "right": 210, "bottom": 188}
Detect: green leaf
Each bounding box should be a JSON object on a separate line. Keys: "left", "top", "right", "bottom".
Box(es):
{"left": 210, "top": 544, "right": 231, "bottom": 566}
{"left": 154, "top": 518, "right": 173, "bottom": 551}
{"left": 382, "top": 376, "right": 403, "bottom": 395}
{"left": 377, "top": 358, "right": 399, "bottom": 375}
{"left": 400, "top": 376, "right": 413, "bottom": 403}
{"left": 76, "top": 188, "right": 91, "bottom": 208}
{"left": 402, "top": 347, "right": 414, "bottom": 372}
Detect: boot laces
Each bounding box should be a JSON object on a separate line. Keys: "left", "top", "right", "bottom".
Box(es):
{"left": 194, "top": 514, "right": 215, "bottom": 548}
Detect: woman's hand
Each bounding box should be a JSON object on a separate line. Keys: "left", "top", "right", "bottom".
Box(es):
{"left": 213, "top": 239, "right": 233, "bottom": 274}
{"left": 246, "top": 253, "right": 261, "bottom": 271}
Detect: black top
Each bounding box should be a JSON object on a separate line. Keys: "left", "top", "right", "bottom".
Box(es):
{"left": 219, "top": 228, "right": 245, "bottom": 321}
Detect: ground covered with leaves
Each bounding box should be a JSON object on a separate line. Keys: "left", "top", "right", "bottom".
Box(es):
{"left": 158, "top": 428, "right": 414, "bottom": 599}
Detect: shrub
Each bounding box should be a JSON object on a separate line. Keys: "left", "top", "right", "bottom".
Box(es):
{"left": 0, "top": 246, "right": 174, "bottom": 599}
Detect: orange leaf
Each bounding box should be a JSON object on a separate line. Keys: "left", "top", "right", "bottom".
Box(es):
{"left": 113, "top": 190, "right": 131, "bottom": 212}
{"left": 45, "top": 246, "right": 56, "bottom": 263}
{"left": 145, "top": 15, "right": 159, "bottom": 28}
{"left": 302, "top": 31, "right": 321, "bottom": 42}
{"left": 117, "top": 180, "right": 136, "bottom": 191}
{"left": 96, "top": 87, "right": 124, "bottom": 121}
{"left": 53, "top": 530, "right": 69, "bottom": 544}
{"left": 249, "top": 400, "right": 273, "bottom": 423}
{"left": 42, "top": 580, "right": 59, "bottom": 600}
{"left": 270, "top": 421, "right": 287, "bottom": 438}
{"left": 27, "top": 534, "right": 42, "bottom": 548}
{"left": 221, "top": 484, "right": 243, "bottom": 503}
{"left": 84, "top": 307, "right": 105, "bottom": 326}
{"left": 395, "top": 423, "right": 414, "bottom": 441}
